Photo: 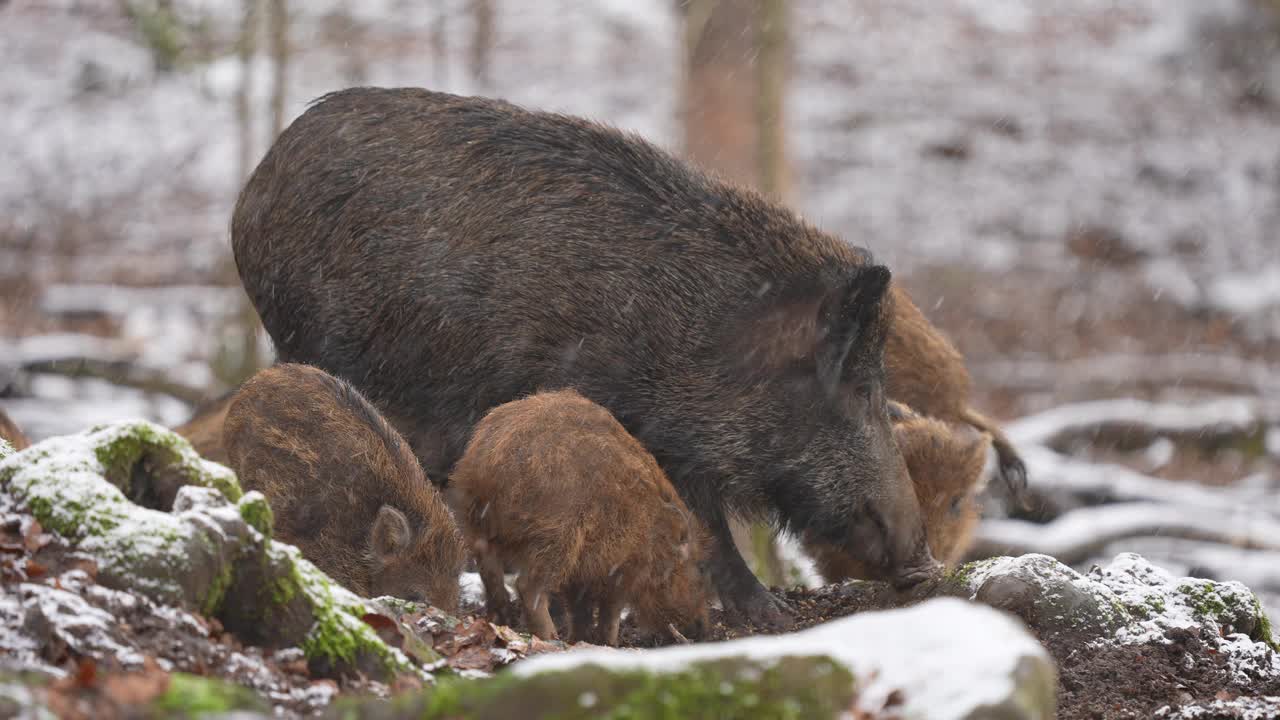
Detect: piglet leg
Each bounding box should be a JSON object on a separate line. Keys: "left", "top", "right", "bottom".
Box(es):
{"left": 592, "top": 587, "right": 626, "bottom": 647}
{"left": 475, "top": 539, "right": 514, "bottom": 626}
{"left": 517, "top": 571, "right": 557, "bottom": 640}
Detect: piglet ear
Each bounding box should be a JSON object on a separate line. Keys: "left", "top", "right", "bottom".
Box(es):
{"left": 370, "top": 505, "right": 413, "bottom": 559}
{"left": 887, "top": 399, "right": 915, "bottom": 423}
{"left": 965, "top": 430, "right": 996, "bottom": 493}
{"left": 815, "top": 265, "right": 892, "bottom": 391}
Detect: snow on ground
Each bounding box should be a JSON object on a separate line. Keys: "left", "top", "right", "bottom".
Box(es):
{"left": 514, "top": 597, "right": 1053, "bottom": 720}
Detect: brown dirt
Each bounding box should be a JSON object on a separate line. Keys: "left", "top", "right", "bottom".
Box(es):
{"left": 1045, "top": 626, "right": 1280, "bottom": 720}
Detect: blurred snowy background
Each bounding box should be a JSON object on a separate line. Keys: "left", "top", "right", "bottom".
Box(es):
{"left": 1, "top": 0, "right": 1278, "bottom": 612}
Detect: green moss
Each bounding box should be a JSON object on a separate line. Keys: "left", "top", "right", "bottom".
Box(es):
{"left": 272, "top": 544, "right": 409, "bottom": 677}
{"left": 1177, "top": 581, "right": 1230, "bottom": 618}
{"left": 1251, "top": 594, "right": 1278, "bottom": 651}
{"left": 946, "top": 557, "right": 1008, "bottom": 590}
{"left": 90, "top": 421, "right": 241, "bottom": 503}
{"left": 201, "top": 558, "right": 235, "bottom": 618}
{"left": 153, "top": 673, "right": 267, "bottom": 715}
{"left": 342, "top": 655, "right": 857, "bottom": 720}
{"left": 236, "top": 492, "right": 274, "bottom": 540}
{"left": 0, "top": 424, "right": 243, "bottom": 609}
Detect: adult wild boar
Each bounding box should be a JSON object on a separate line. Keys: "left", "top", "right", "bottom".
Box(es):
{"left": 805, "top": 401, "right": 993, "bottom": 582}
{"left": 232, "top": 87, "right": 938, "bottom": 625}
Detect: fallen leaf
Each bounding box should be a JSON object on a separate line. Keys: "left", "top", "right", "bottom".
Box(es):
{"left": 391, "top": 673, "right": 424, "bottom": 695}
{"left": 102, "top": 668, "right": 170, "bottom": 705}
{"left": 65, "top": 554, "right": 99, "bottom": 580}
{"left": 25, "top": 559, "right": 46, "bottom": 578}
{"left": 74, "top": 658, "right": 97, "bottom": 688}
{"left": 24, "top": 519, "right": 49, "bottom": 552}
{"left": 449, "top": 645, "right": 495, "bottom": 672}
{"left": 528, "top": 637, "right": 561, "bottom": 654}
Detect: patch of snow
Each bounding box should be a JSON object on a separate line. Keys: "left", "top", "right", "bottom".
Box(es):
{"left": 513, "top": 597, "right": 1052, "bottom": 720}
{"left": 7, "top": 582, "right": 147, "bottom": 673}
{"left": 1206, "top": 266, "right": 1280, "bottom": 315}
{"left": 1007, "top": 396, "right": 1264, "bottom": 449}
{"left": 1156, "top": 696, "right": 1280, "bottom": 720}
{"left": 459, "top": 571, "right": 487, "bottom": 606}
{"left": 773, "top": 532, "right": 823, "bottom": 589}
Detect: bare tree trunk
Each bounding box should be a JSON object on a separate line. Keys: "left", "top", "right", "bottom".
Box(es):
{"left": 754, "top": 0, "right": 789, "bottom": 199}
{"left": 468, "top": 0, "right": 495, "bottom": 89}
{"left": 678, "top": 0, "right": 760, "bottom": 183}
{"left": 235, "top": 0, "right": 258, "bottom": 186}
{"left": 431, "top": 5, "right": 449, "bottom": 87}
{"left": 267, "top": 0, "right": 289, "bottom": 139}
{"left": 679, "top": 0, "right": 792, "bottom": 587}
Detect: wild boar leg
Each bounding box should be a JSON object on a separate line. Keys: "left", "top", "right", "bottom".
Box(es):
{"left": 475, "top": 540, "right": 514, "bottom": 625}
{"left": 702, "top": 504, "right": 793, "bottom": 628}
{"left": 516, "top": 571, "right": 557, "bottom": 640}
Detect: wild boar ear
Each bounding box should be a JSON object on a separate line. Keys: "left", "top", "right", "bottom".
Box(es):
{"left": 815, "top": 264, "right": 892, "bottom": 390}
{"left": 370, "top": 505, "right": 413, "bottom": 559}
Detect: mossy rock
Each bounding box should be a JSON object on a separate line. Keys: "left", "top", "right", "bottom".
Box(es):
{"left": 0, "top": 421, "right": 411, "bottom": 681}
{"left": 330, "top": 598, "right": 1057, "bottom": 720}
{"left": 326, "top": 655, "right": 857, "bottom": 720}
{"left": 951, "top": 553, "right": 1279, "bottom": 651}
{"left": 0, "top": 425, "right": 250, "bottom": 608}
{"left": 951, "top": 554, "right": 1130, "bottom": 636}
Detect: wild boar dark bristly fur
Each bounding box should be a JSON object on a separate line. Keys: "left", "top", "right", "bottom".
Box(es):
{"left": 807, "top": 401, "right": 992, "bottom": 582}
{"left": 232, "top": 86, "right": 938, "bottom": 626}
{"left": 448, "top": 389, "right": 710, "bottom": 646}
{"left": 223, "top": 363, "right": 464, "bottom": 611}
{"left": 0, "top": 407, "right": 30, "bottom": 451}
{"left": 173, "top": 390, "right": 236, "bottom": 465}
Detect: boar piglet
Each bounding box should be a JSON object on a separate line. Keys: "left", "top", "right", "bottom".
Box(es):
{"left": 223, "top": 363, "right": 464, "bottom": 611}
{"left": 173, "top": 390, "right": 235, "bottom": 465}
{"left": 885, "top": 297, "right": 1027, "bottom": 507}
{"left": 0, "top": 407, "right": 30, "bottom": 451}
{"left": 448, "top": 389, "right": 710, "bottom": 646}
{"left": 807, "top": 402, "right": 992, "bottom": 582}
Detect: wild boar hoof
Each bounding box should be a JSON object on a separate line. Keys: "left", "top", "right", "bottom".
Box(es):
{"left": 732, "top": 588, "right": 794, "bottom": 629}
{"left": 892, "top": 561, "right": 944, "bottom": 591}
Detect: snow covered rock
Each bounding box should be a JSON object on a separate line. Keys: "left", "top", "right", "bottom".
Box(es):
{"left": 0, "top": 421, "right": 411, "bottom": 681}
{"left": 420, "top": 598, "right": 1055, "bottom": 720}
{"left": 953, "top": 553, "right": 1276, "bottom": 650}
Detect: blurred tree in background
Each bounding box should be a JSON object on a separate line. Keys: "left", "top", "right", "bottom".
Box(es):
{"left": 214, "top": 0, "right": 291, "bottom": 393}
{"left": 678, "top": 0, "right": 793, "bottom": 587}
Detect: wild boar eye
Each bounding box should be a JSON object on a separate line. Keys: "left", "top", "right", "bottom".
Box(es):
{"left": 949, "top": 496, "right": 963, "bottom": 515}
